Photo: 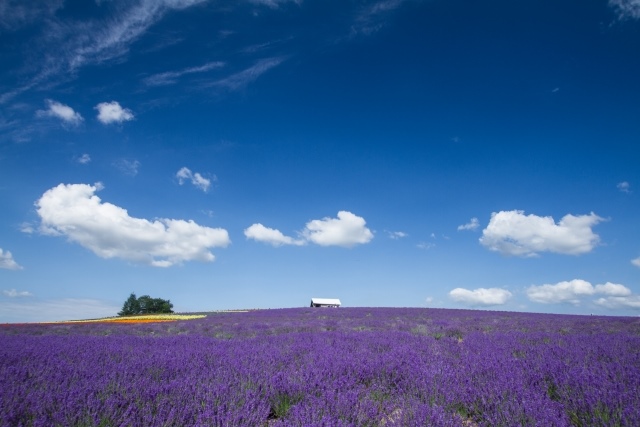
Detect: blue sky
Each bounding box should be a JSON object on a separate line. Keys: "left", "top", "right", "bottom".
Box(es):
{"left": 1, "top": 0, "right": 640, "bottom": 322}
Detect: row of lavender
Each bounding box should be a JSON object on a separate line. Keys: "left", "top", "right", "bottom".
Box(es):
{"left": 2, "top": 308, "right": 639, "bottom": 426}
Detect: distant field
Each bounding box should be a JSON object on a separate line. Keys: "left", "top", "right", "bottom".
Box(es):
{"left": 1, "top": 308, "right": 639, "bottom": 426}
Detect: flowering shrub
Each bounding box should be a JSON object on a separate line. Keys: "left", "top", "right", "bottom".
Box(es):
{"left": 1, "top": 308, "right": 639, "bottom": 426}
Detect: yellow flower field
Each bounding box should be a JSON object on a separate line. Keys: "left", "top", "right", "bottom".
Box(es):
{"left": 54, "top": 314, "right": 207, "bottom": 324}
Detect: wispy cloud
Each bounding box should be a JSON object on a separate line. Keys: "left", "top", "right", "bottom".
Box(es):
{"left": 617, "top": 181, "right": 631, "bottom": 193}
{"left": 77, "top": 154, "right": 91, "bottom": 164}
{"left": 143, "top": 61, "right": 225, "bottom": 86}
{"left": 632, "top": 257, "right": 640, "bottom": 268}
{"left": 176, "top": 167, "right": 214, "bottom": 192}
{"left": 0, "top": 248, "right": 23, "bottom": 270}
{"left": 457, "top": 217, "right": 479, "bottom": 231}
{"left": 0, "top": 1, "right": 64, "bottom": 31}
{"left": 95, "top": 101, "right": 134, "bottom": 124}
{"left": 36, "top": 100, "right": 84, "bottom": 126}
{"left": 209, "top": 57, "right": 286, "bottom": 91}
{"left": 609, "top": 0, "right": 640, "bottom": 20}
{"left": 417, "top": 241, "right": 435, "bottom": 250}
{"left": 113, "top": 159, "right": 141, "bottom": 176}
{"left": 0, "top": 298, "right": 120, "bottom": 323}
{"left": 1, "top": 0, "right": 208, "bottom": 104}
{"left": 3, "top": 289, "right": 32, "bottom": 298}
{"left": 352, "top": 0, "right": 408, "bottom": 35}
{"left": 386, "top": 231, "right": 408, "bottom": 239}
{"left": 248, "top": 0, "right": 302, "bottom": 8}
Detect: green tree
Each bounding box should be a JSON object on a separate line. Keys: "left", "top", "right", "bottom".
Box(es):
{"left": 118, "top": 292, "right": 141, "bottom": 316}
{"left": 118, "top": 293, "right": 173, "bottom": 316}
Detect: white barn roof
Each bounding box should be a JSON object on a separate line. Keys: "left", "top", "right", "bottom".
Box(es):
{"left": 310, "top": 298, "right": 341, "bottom": 306}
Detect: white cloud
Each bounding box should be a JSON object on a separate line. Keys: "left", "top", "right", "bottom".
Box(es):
{"left": 3, "top": 289, "right": 32, "bottom": 298}
{"left": 352, "top": 0, "right": 408, "bottom": 35}
{"left": 143, "top": 61, "right": 225, "bottom": 86}
{"left": 176, "top": 167, "right": 212, "bottom": 192}
{"left": 0, "top": 1, "right": 64, "bottom": 31}
{"left": 244, "top": 223, "right": 305, "bottom": 247}
{"left": 35, "top": 183, "right": 230, "bottom": 267}
{"left": 632, "top": 257, "right": 640, "bottom": 267}
{"left": 417, "top": 242, "right": 435, "bottom": 250}
{"left": 1, "top": 0, "right": 209, "bottom": 104}
{"left": 246, "top": 211, "right": 373, "bottom": 248}
{"left": 480, "top": 210, "right": 603, "bottom": 257}
{"left": 114, "top": 159, "right": 140, "bottom": 176}
{"left": 0, "top": 298, "right": 120, "bottom": 323}
{"left": 68, "top": 0, "right": 208, "bottom": 70}
{"left": 20, "top": 222, "right": 35, "bottom": 234}
{"left": 595, "top": 295, "right": 640, "bottom": 310}
{"left": 249, "top": 0, "right": 301, "bottom": 8}
{"left": 595, "top": 282, "right": 632, "bottom": 296}
{"left": 457, "top": 217, "right": 479, "bottom": 231}
{"left": 302, "top": 211, "right": 374, "bottom": 247}
{"left": 37, "top": 99, "right": 83, "bottom": 125}
{"left": 526, "top": 280, "right": 632, "bottom": 305}
{"left": 95, "top": 101, "right": 134, "bottom": 124}
{"left": 449, "top": 287, "right": 512, "bottom": 306}
{"left": 210, "top": 57, "right": 285, "bottom": 91}
{"left": 387, "top": 231, "right": 408, "bottom": 239}
{"left": 609, "top": 0, "right": 640, "bottom": 20}
{"left": 617, "top": 181, "right": 631, "bottom": 193}
{"left": 77, "top": 153, "right": 91, "bottom": 164}
{"left": 0, "top": 248, "right": 22, "bottom": 270}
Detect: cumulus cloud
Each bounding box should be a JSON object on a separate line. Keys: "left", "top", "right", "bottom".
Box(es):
{"left": 609, "top": 0, "right": 640, "bottom": 20}
{"left": 302, "top": 211, "right": 374, "bottom": 247}
{"left": 526, "top": 280, "right": 632, "bottom": 305}
{"left": 77, "top": 153, "right": 91, "bottom": 164}
{"left": 246, "top": 211, "right": 373, "bottom": 248}
{"left": 457, "top": 217, "right": 479, "bottom": 231}
{"left": 95, "top": 101, "right": 134, "bottom": 124}
{"left": 37, "top": 100, "right": 83, "bottom": 125}
{"left": 244, "top": 223, "right": 305, "bottom": 247}
{"left": 632, "top": 257, "right": 640, "bottom": 267}
{"left": 595, "top": 295, "right": 640, "bottom": 309}
{"left": 3, "top": 289, "right": 32, "bottom": 297}
{"left": 480, "top": 210, "right": 603, "bottom": 257}
{"left": 176, "top": 167, "right": 212, "bottom": 192}
{"left": 449, "top": 287, "right": 512, "bottom": 306}
{"left": 35, "top": 183, "right": 230, "bottom": 267}
{"left": 0, "top": 248, "right": 23, "bottom": 270}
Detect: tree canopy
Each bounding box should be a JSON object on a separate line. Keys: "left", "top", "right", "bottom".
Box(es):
{"left": 118, "top": 293, "right": 174, "bottom": 316}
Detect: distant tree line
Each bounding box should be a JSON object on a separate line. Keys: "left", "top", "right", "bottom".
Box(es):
{"left": 118, "top": 293, "right": 174, "bottom": 316}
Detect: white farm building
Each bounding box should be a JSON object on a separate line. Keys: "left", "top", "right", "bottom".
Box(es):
{"left": 310, "top": 298, "right": 341, "bottom": 308}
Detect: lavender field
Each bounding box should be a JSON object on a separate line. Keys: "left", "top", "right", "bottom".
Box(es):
{"left": 2, "top": 308, "right": 640, "bottom": 427}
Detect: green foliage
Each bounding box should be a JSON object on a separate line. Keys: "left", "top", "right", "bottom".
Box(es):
{"left": 118, "top": 293, "right": 173, "bottom": 316}
{"left": 118, "top": 293, "right": 141, "bottom": 316}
